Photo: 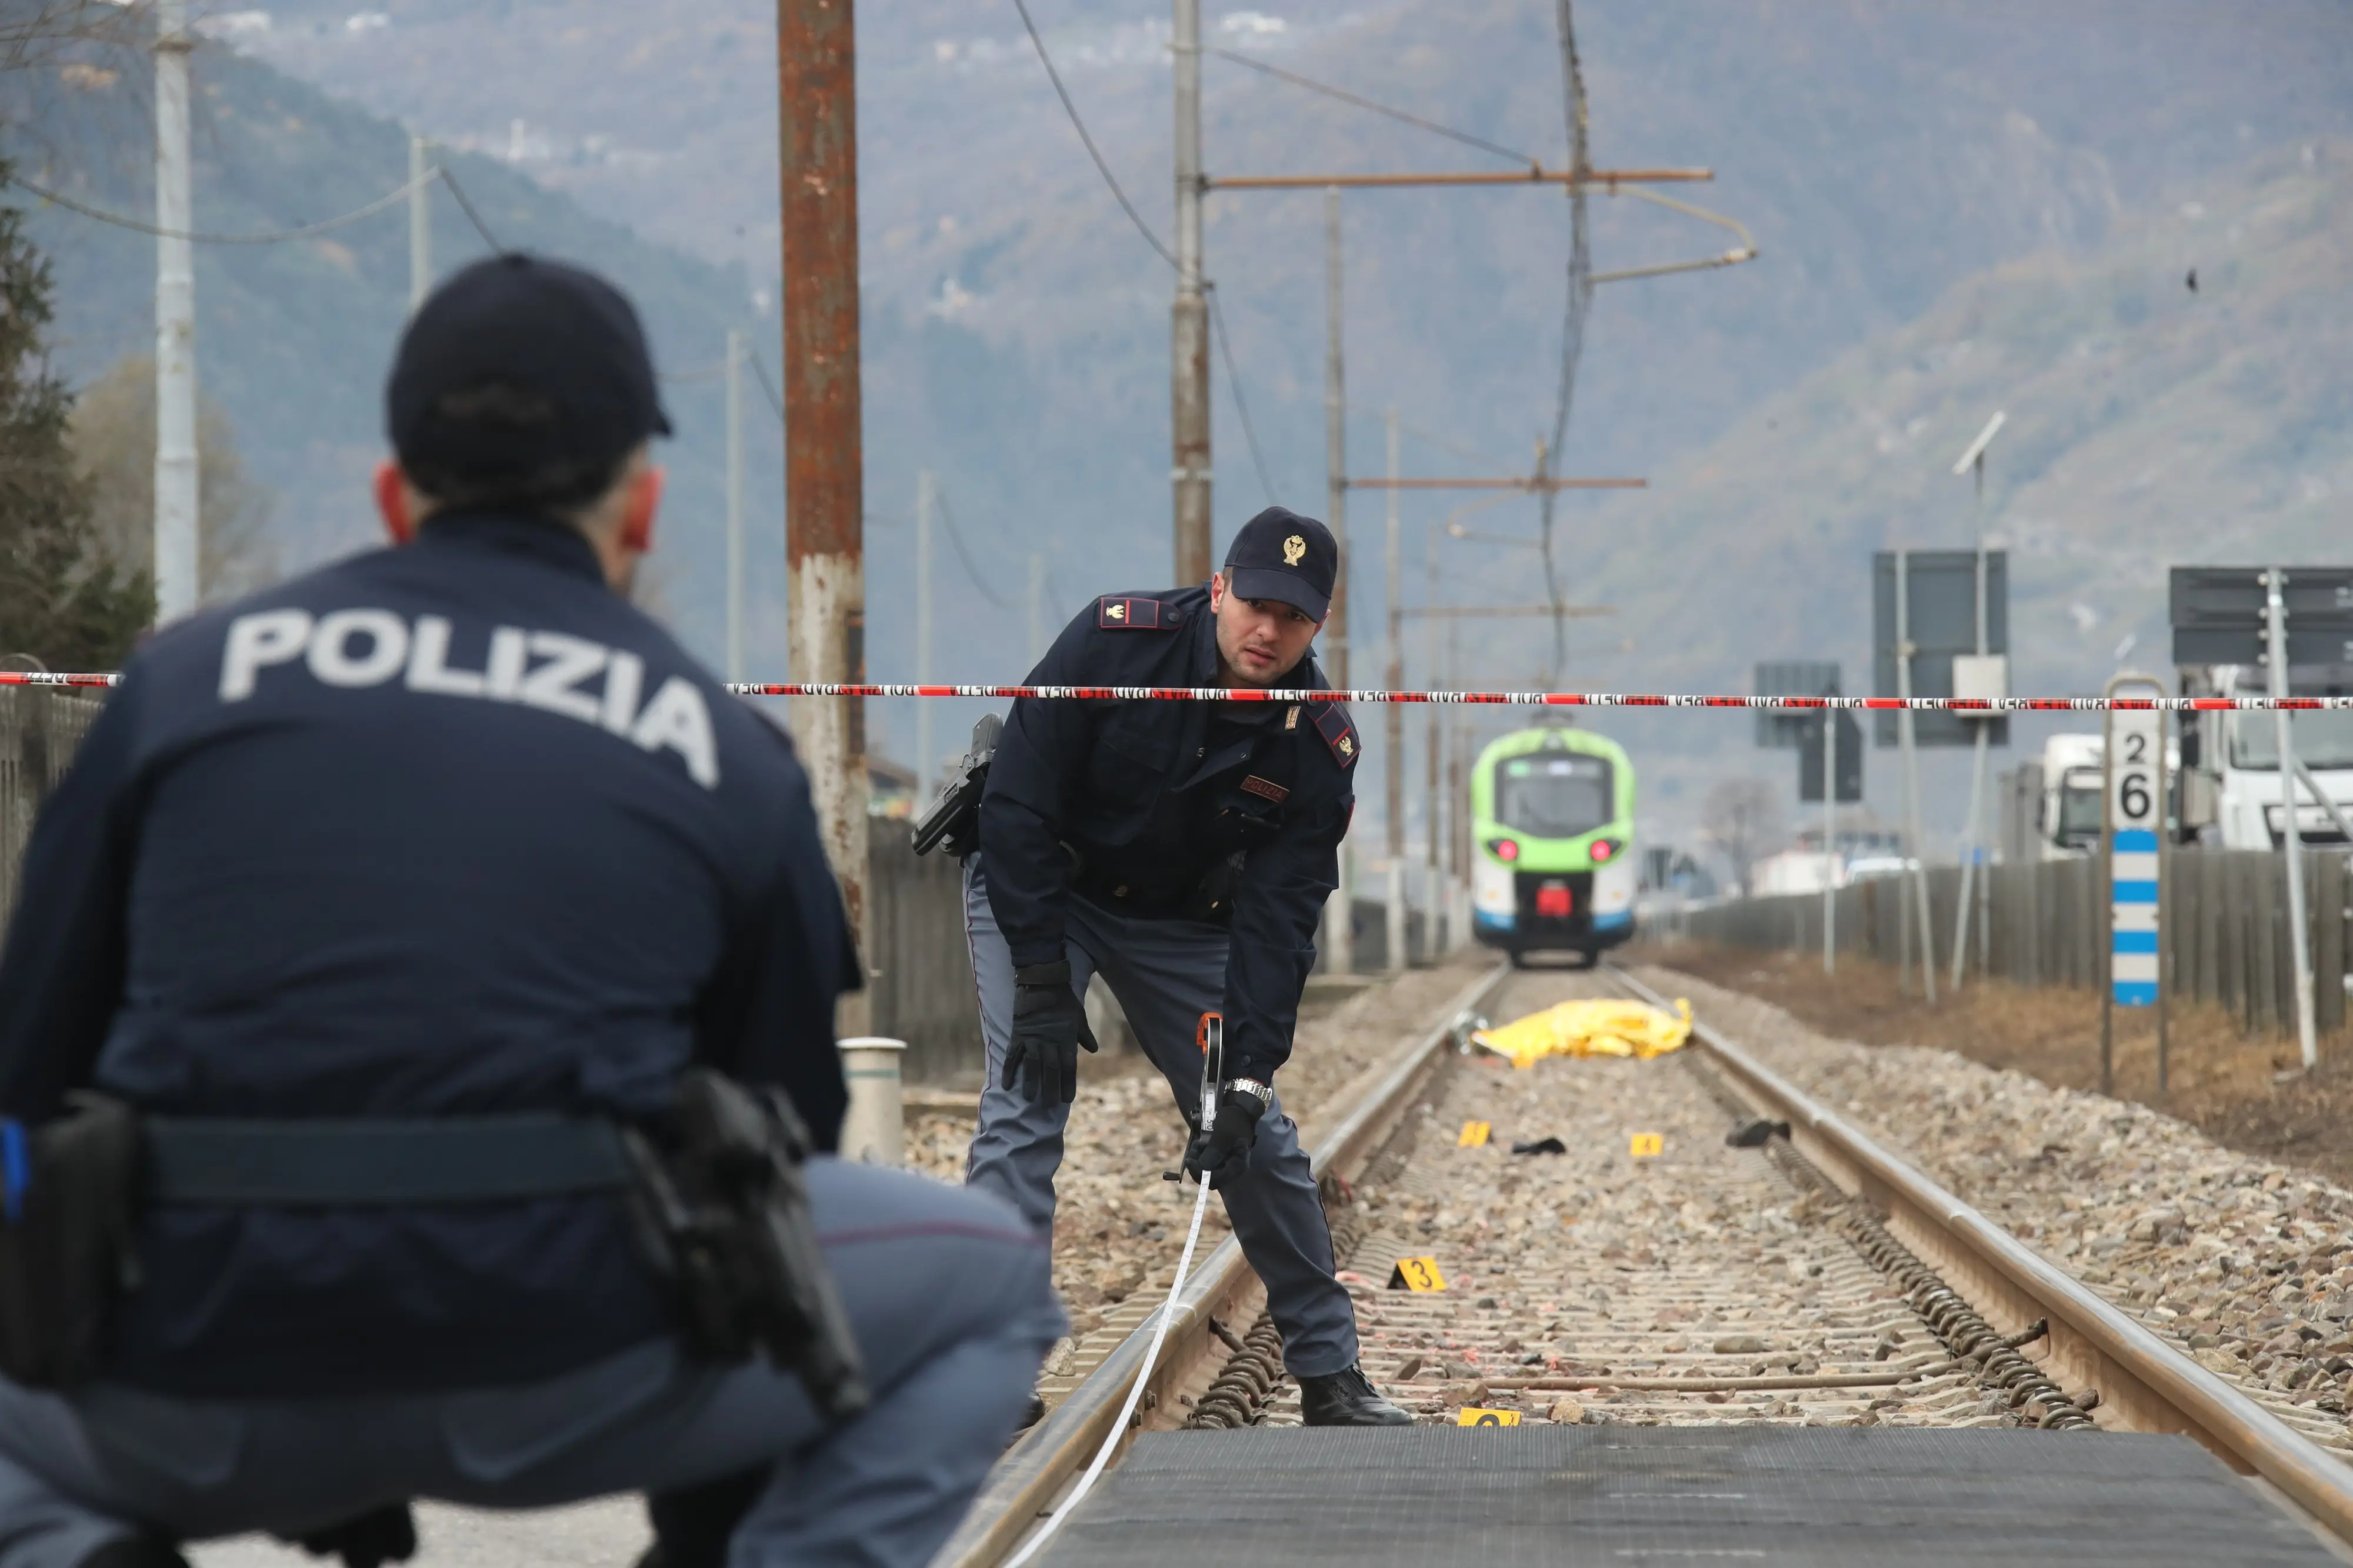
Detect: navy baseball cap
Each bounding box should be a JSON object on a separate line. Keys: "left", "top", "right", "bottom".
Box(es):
{"left": 387, "top": 253, "right": 672, "bottom": 483}
{"left": 1224, "top": 506, "right": 1337, "bottom": 621}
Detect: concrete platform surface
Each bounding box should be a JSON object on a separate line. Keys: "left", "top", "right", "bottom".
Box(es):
{"left": 1028, "top": 1425, "right": 2349, "bottom": 1566}
{"left": 189, "top": 1499, "right": 649, "bottom": 1568}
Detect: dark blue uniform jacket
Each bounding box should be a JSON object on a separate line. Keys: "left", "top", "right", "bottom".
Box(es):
{"left": 978, "top": 586, "right": 1357, "bottom": 1084}
{"left": 0, "top": 513, "right": 855, "bottom": 1398}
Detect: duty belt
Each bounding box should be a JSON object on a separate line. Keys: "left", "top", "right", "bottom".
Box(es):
{"left": 142, "top": 1114, "right": 634, "bottom": 1206}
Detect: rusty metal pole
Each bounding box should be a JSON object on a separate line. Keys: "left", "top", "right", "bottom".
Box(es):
{"left": 778, "top": 0, "right": 871, "bottom": 1033}
{"left": 1171, "top": 0, "right": 1212, "bottom": 585}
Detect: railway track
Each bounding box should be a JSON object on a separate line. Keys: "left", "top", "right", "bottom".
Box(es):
{"left": 939, "top": 958, "right": 2353, "bottom": 1566}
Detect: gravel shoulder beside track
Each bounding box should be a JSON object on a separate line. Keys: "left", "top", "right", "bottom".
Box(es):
{"left": 1639, "top": 963, "right": 2353, "bottom": 1454}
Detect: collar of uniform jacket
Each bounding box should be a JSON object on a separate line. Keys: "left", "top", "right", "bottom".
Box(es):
{"left": 417, "top": 509, "right": 607, "bottom": 582}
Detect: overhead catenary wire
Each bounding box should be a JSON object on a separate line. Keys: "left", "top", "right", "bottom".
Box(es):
{"left": 932, "top": 486, "right": 1012, "bottom": 610}
{"left": 1206, "top": 285, "right": 1278, "bottom": 505}
{"left": 1537, "top": 0, "right": 1595, "bottom": 680}
{"left": 1006, "top": 0, "right": 1279, "bottom": 513}
{"left": 1202, "top": 45, "right": 1541, "bottom": 171}
{"left": 5, "top": 165, "right": 431, "bottom": 243}
{"left": 1008, "top": 0, "right": 1177, "bottom": 269}
{"left": 748, "top": 351, "right": 788, "bottom": 422}
{"left": 4, "top": 162, "right": 503, "bottom": 251}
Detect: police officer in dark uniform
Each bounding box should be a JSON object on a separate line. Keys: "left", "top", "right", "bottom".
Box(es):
{"left": 965, "top": 507, "right": 1409, "bottom": 1426}
{"left": 0, "top": 255, "right": 1061, "bottom": 1568}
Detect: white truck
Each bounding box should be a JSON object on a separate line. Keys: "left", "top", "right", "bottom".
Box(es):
{"left": 2001, "top": 733, "right": 2108, "bottom": 860}
{"left": 2178, "top": 665, "right": 2353, "bottom": 849}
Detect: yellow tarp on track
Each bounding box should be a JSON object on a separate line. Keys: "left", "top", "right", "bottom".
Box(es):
{"left": 1470, "top": 996, "right": 1692, "bottom": 1069}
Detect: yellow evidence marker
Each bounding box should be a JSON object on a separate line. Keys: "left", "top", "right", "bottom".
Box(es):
{"left": 1388, "top": 1256, "right": 1447, "bottom": 1292}
{"left": 1629, "top": 1132, "right": 1664, "bottom": 1158}
{"left": 1457, "top": 1408, "right": 1522, "bottom": 1427}
{"left": 1458, "top": 1120, "right": 1492, "bottom": 1147}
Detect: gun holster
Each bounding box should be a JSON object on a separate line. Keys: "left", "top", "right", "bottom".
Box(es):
{"left": 622, "top": 1069, "right": 870, "bottom": 1422}
{"left": 0, "top": 1093, "right": 142, "bottom": 1391}
{"left": 911, "top": 713, "right": 1003, "bottom": 859}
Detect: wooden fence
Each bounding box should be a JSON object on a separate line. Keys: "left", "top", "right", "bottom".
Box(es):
{"left": 1682, "top": 849, "right": 2352, "bottom": 1042}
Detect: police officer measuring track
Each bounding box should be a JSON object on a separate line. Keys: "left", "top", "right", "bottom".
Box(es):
{"left": 0, "top": 255, "right": 1061, "bottom": 1568}
{"left": 960, "top": 508, "right": 1411, "bottom": 1427}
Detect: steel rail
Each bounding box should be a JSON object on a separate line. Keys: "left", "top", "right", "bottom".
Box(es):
{"left": 1606, "top": 962, "right": 2353, "bottom": 1547}
{"left": 935, "top": 962, "right": 1511, "bottom": 1568}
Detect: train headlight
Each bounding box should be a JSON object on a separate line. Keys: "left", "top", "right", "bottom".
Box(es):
{"left": 1589, "top": 837, "right": 1622, "bottom": 863}
{"left": 1487, "top": 838, "right": 1521, "bottom": 862}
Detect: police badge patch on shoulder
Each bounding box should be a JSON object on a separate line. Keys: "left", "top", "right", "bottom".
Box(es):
{"left": 1096, "top": 596, "right": 1179, "bottom": 630}
{"left": 1309, "top": 702, "right": 1359, "bottom": 768}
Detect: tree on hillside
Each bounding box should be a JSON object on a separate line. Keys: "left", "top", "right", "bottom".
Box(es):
{"left": 0, "top": 171, "right": 152, "bottom": 668}
{"left": 1699, "top": 776, "right": 1787, "bottom": 898}
{"left": 0, "top": 1, "right": 135, "bottom": 78}
{"left": 71, "top": 356, "right": 278, "bottom": 603}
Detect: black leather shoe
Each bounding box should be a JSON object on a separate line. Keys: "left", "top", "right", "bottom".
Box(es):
{"left": 78, "top": 1539, "right": 191, "bottom": 1568}
{"left": 1298, "top": 1363, "right": 1412, "bottom": 1426}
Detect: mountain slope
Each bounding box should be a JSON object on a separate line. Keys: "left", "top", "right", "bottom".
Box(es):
{"left": 7, "top": 44, "right": 785, "bottom": 674}
{"left": 1551, "top": 140, "right": 2353, "bottom": 840}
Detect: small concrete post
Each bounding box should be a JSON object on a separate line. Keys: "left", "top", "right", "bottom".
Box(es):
{"left": 836, "top": 1036, "right": 907, "bottom": 1166}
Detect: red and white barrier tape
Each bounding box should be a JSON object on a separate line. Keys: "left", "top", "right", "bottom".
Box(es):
{"left": 7, "top": 669, "right": 2351, "bottom": 711}
{"left": 730, "top": 683, "right": 2352, "bottom": 712}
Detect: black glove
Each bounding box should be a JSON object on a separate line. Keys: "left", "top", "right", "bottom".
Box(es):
{"left": 1182, "top": 1087, "right": 1267, "bottom": 1189}
{"left": 1004, "top": 961, "right": 1100, "bottom": 1103}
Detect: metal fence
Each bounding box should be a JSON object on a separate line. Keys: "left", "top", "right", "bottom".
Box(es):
{"left": 1681, "top": 849, "right": 2352, "bottom": 1041}
{"left": 865, "top": 838, "right": 983, "bottom": 1085}
{"left": 0, "top": 689, "right": 103, "bottom": 929}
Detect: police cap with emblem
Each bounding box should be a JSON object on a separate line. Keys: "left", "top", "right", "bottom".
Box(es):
{"left": 388, "top": 253, "right": 673, "bottom": 493}
{"left": 1222, "top": 506, "right": 1337, "bottom": 622}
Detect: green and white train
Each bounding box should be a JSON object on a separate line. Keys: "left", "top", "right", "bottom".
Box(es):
{"left": 1468, "top": 723, "right": 1637, "bottom": 966}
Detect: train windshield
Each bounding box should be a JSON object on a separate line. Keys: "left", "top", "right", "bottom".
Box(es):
{"left": 1495, "top": 755, "right": 1614, "bottom": 839}
{"left": 2230, "top": 710, "right": 2353, "bottom": 771}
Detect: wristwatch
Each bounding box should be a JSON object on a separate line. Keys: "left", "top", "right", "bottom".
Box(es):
{"left": 1225, "top": 1077, "right": 1274, "bottom": 1110}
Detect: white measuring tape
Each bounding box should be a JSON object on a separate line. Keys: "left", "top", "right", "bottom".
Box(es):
{"left": 1001, "top": 1013, "right": 1228, "bottom": 1568}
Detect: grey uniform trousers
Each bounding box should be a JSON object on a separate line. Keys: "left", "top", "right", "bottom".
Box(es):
{"left": 961, "top": 855, "right": 1359, "bottom": 1378}
{"left": 0, "top": 1160, "right": 1061, "bottom": 1568}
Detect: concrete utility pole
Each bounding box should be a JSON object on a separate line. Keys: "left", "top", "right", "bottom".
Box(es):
{"left": 1027, "top": 553, "right": 1047, "bottom": 666}
{"left": 408, "top": 135, "right": 432, "bottom": 315}
{"left": 915, "top": 470, "right": 936, "bottom": 788}
{"left": 2268, "top": 568, "right": 2319, "bottom": 1072}
{"left": 152, "top": 0, "right": 198, "bottom": 623}
{"left": 1321, "top": 184, "right": 1354, "bottom": 975}
{"left": 1424, "top": 512, "right": 1443, "bottom": 955}
{"left": 1323, "top": 188, "right": 1347, "bottom": 685}
{"left": 1384, "top": 408, "right": 1405, "bottom": 975}
{"left": 778, "top": 0, "right": 871, "bottom": 1030}
{"left": 1169, "top": 0, "right": 1211, "bottom": 586}
{"left": 725, "top": 328, "right": 746, "bottom": 684}
{"left": 1894, "top": 549, "right": 1936, "bottom": 1005}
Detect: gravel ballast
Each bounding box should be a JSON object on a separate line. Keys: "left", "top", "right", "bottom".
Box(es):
{"left": 1642, "top": 963, "right": 2353, "bottom": 1452}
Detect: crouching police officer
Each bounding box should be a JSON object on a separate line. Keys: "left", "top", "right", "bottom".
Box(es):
{"left": 963, "top": 507, "right": 1409, "bottom": 1426}
{"left": 0, "top": 255, "right": 1061, "bottom": 1568}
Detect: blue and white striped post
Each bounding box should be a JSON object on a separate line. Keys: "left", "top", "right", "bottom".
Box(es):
{"left": 2102, "top": 674, "right": 2168, "bottom": 1096}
